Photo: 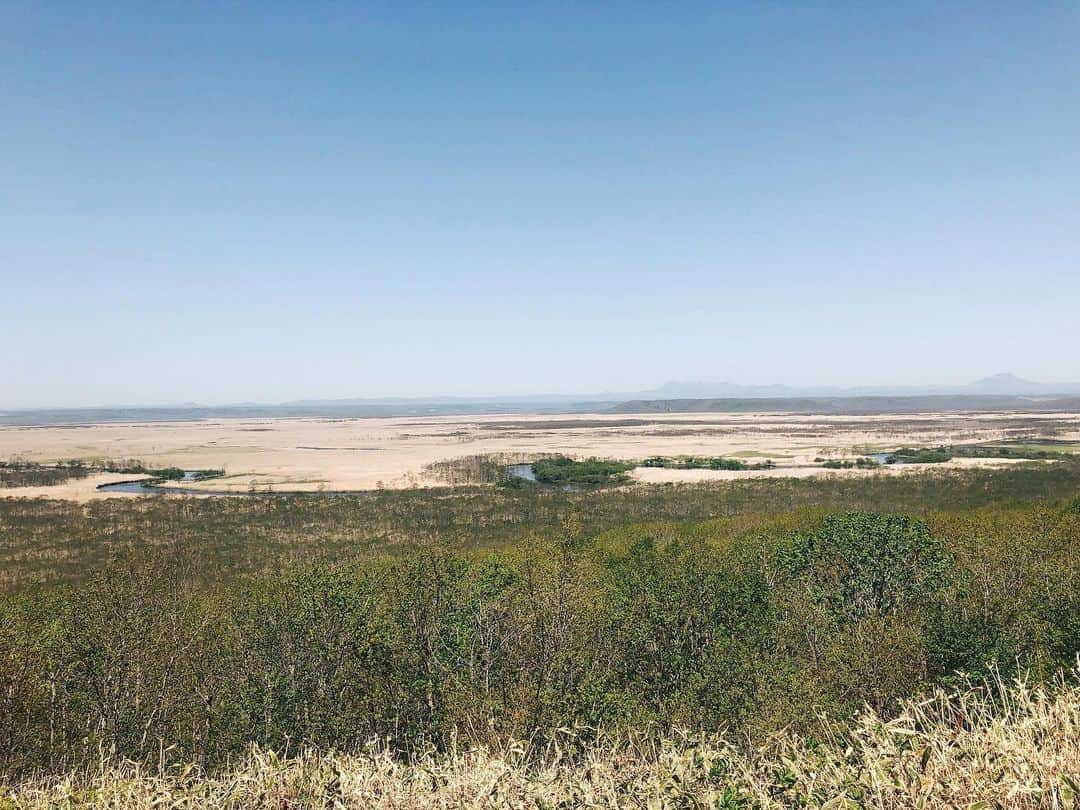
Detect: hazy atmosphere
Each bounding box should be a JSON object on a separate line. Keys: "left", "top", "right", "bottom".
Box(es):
{"left": 3, "top": 3, "right": 1079, "bottom": 407}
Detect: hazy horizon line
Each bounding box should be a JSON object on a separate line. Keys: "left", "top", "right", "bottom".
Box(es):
{"left": 5, "top": 371, "right": 1080, "bottom": 412}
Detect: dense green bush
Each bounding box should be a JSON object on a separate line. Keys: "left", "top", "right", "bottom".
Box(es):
{"left": 781, "top": 513, "right": 952, "bottom": 623}
{"left": 530, "top": 456, "right": 633, "bottom": 486}
{"left": 950, "top": 442, "right": 1069, "bottom": 460}
{"left": 151, "top": 467, "right": 187, "bottom": 481}
{"left": 3, "top": 505, "right": 1080, "bottom": 781}
{"left": 642, "top": 456, "right": 750, "bottom": 471}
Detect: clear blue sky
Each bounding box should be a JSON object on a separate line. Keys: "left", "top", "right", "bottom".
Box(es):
{"left": 3, "top": 2, "right": 1078, "bottom": 407}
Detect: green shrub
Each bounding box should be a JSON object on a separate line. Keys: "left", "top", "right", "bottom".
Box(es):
{"left": 642, "top": 456, "right": 748, "bottom": 471}
{"left": 887, "top": 447, "right": 952, "bottom": 464}
{"left": 781, "top": 512, "right": 953, "bottom": 623}
{"left": 531, "top": 456, "right": 632, "bottom": 486}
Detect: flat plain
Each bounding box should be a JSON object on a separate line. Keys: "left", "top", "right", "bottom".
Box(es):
{"left": 2, "top": 409, "right": 1078, "bottom": 498}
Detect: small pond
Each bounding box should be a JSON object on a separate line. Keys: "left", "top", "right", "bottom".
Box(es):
{"left": 504, "top": 463, "right": 582, "bottom": 491}
{"left": 97, "top": 471, "right": 234, "bottom": 496}
{"left": 870, "top": 453, "right": 903, "bottom": 465}
{"left": 506, "top": 463, "right": 538, "bottom": 482}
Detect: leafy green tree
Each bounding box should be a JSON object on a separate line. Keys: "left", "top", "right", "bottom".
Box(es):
{"left": 782, "top": 512, "right": 953, "bottom": 625}
{"left": 605, "top": 535, "right": 771, "bottom": 731}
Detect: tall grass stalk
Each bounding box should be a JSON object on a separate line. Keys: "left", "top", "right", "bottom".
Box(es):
{"left": 5, "top": 668, "right": 1080, "bottom": 808}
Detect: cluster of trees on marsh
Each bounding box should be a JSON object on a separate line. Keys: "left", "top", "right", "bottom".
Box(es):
{"left": 886, "top": 447, "right": 953, "bottom": 464}
{"left": 99, "top": 459, "right": 169, "bottom": 475}
{"left": 876, "top": 443, "right": 1067, "bottom": 465}
{"left": 140, "top": 467, "right": 225, "bottom": 485}
{"left": 0, "top": 458, "right": 227, "bottom": 490}
{"left": 0, "top": 460, "right": 89, "bottom": 488}
{"left": 3, "top": 494, "right": 1080, "bottom": 781}
{"left": 424, "top": 454, "right": 635, "bottom": 488}
{"left": 529, "top": 456, "right": 634, "bottom": 486}
{"left": 817, "top": 457, "right": 881, "bottom": 469}
{"left": 642, "top": 455, "right": 763, "bottom": 471}
{"left": 424, "top": 454, "right": 525, "bottom": 486}
{"left": 949, "top": 441, "right": 1074, "bottom": 460}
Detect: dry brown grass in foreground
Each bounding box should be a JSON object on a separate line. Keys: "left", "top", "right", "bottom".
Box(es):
{"left": 6, "top": 670, "right": 1080, "bottom": 809}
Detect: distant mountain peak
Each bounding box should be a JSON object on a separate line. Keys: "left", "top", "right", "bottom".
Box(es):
{"left": 974, "top": 372, "right": 1028, "bottom": 385}
{"left": 967, "top": 372, "right": 1044, "bottom": 393}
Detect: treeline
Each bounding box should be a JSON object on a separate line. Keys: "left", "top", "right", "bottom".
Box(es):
{"left": 140, "top": 468, "right": 224, "bottom": 484}
{"left": 0, "top": 458, "right": 222, "bottom": 489}
{"left": 887, "top": 447, "right": 953, "bottom": 464}
{"left": 883, "top": 443, "right": 1072, "bottom": 465}
{"left": 98, "top": 460, "right": 221, "bottom": 481}
{"left": 642, "top": 455, "right": 777, "bottom": 471}
{"left": 0, "top": 460, "right": 89, "bottom": 488}
{"left": 819, "top": 457, "right": 880, "bottom": 469}
{"left": 3, "top": 505, "right": 1080, "bottom": 782}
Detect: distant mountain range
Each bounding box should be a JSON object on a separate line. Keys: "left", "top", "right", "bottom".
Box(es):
{"left": 284, "top": 373, "right": 1080, "bottom": 407}
{"left": 960, "top": 373, "right": 1080, "bottom": 395}
{"left": 628, "top": 373, "right": 1080, "bottom": 399}
{"left": 4, "top": 374, "right": 1080, "bottom": 425}
{"left": 608, "top": 373, "right": 1080, "bottom": 416}
{"left": 610, "top": 394, "right": 1080, "bottom": 416}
